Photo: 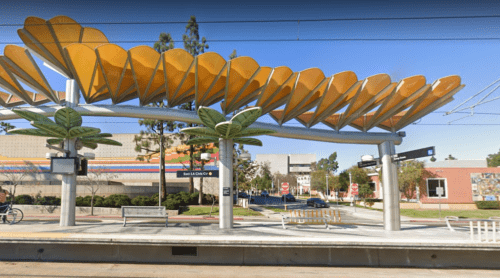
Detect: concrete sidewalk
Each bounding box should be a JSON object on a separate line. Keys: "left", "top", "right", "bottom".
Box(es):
{"left": 1, "top": 213, "right": 500, "bottom": 267}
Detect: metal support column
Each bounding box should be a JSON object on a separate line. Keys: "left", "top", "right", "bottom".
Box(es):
{"left": 219, "top": 138, "right": 234, "bottom": 229}
{"left": 60, "top": 79, "right": 79, "bottom": 227}
{"left": 378, "top": 140, "right": 400, "bottom": 231}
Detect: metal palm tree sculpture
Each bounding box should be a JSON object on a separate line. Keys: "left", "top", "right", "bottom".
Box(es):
{"left": 7, "top": 107, "right": 122, "bottom": 149}
{"left": 181, "top": 106, "right": 275, "bottom": 145}
{"left": 181, "top": 106, "right": 274, "bottom": 229}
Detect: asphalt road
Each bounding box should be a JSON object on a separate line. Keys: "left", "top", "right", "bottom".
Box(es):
{"left": 1, "top": 262, "right": 498, "bottom": 278}
{"left": 251, "top": 197, "right": 377, "bottom": 224}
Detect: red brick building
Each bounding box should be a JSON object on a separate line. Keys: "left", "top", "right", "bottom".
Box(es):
{"left": 344, "top": 160, "right": 498, "bottom": 210}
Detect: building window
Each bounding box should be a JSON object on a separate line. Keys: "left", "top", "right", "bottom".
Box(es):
{"left": 427, "top": 178, "right": 447, "bottom": 198}
{"left": 368, "top": 182, "right": 376, "bottom": 192}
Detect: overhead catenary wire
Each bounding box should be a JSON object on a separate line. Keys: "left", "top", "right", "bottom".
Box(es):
{"left": 1, "top": 37, "right": 500, "bottom": 45}
{"left": 1, "top": 14, "right": 500, "bottom": 27}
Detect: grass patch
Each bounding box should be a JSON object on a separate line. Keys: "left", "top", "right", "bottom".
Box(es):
{"left": 263, "top": 206, "right": 288, "bottom": 213}
{"left": 400, "top": 209, "right": 500, "bottom": 219}
{"left": 180, "top": 206, "right": 262, "bottom": 216}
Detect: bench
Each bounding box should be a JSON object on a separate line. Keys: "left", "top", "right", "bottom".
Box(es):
{"left": 445, "top": 216, "right": 500, "bottom": 242}
{"left": 121, "top": 206, "right": 168, "bottom": 227}
{"left": 281, "top": 209, "right": 341, "bottom": 230}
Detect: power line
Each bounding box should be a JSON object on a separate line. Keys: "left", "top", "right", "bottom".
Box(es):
{"left": 434, "top": 111, "right": 500, "bottom": 115}
{"left": 2, "top": 14, "right": 500, "bottom": 27}
{"left": 413, "top": 123, "right": 500, "bottom": 126}
{"left": 2, "top": 37, "right": 500, "bottom": 45}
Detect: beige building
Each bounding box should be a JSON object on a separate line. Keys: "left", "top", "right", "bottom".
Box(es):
{"left": 0, "top": 134, "right": 218, "bottom": 198}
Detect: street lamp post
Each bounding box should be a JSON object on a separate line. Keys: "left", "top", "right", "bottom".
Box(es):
{"left": 326, "top": 174, "right": 329, "bottom": 202}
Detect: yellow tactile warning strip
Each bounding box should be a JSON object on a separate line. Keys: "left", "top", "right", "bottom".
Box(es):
{"left": 0, "top": 15, "right": 466, "bottom": 133}
{"left": 0, "top": 232, "right": 71, "bottom": 238}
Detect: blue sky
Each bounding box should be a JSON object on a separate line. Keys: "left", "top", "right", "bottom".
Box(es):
{"left": 2, "top": 0, "right": 500, "bottom": 171}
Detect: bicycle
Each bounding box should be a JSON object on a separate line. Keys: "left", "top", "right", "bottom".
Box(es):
{"left": 0, "top": 203, "right": 24, "bottom": 224}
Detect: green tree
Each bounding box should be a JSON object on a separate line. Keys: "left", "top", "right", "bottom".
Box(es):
{"left": 229, "top": 50, "right": 238, "bottom": 59}
{"left": 430, "top": 156, "right": 437, "bottom": 162}
{"left": 348, "top": 166, "right": 371, "bottom": 195}
{"left": 233, "top": 144, "right": 259, "bottom": 193}
{"left": 154, "top": 33, "right": 174, "bottom": 53}
{"left": 358, "top": 183, "right": 374, "bottom": 207}
{"left": 180, "top": 16, "right": 209, "bottom": 193}
{"left": 136, "top": 31, "right": 182, "bottom": 200}
{"left": 1, "top": 122, "right": 14, "bottom": 134}
{"left": 250, "top": 162, "right": 273, "bottom": 192}
{"left": 337, "top": 170, "right": 350, "bottom": 192}
{"left": 317, "top": 152, "right": 339, "bottom": 174}
{"left": 398, "top": 160, "right": 435, "bottom": 201}
{"left": 487, "top": 149, "right": 500, "bottom": 167}
{"left": 134, "top": 110, "right": 182, "bottom": 199}
{"left": 310, "top": 169, "right": 335, "bottom": 196}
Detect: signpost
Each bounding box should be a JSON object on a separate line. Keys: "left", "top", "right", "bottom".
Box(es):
{"left": 351, "top": 183, "right": 359, "bottom": 195}
{"left": 282, "top": 182, "right": 289, "bottom": 210}
{"left": 281, "top": 182, "right": 289, "bottom": 194}
{"left": 351, "top": 183, "right": 358, "bottom": 212}
{"left": 357, "top": 160, "right": 378, "bottom": 168}
{"left": 393, "top": 146, "right": 435, "bottom": 162}
{"left": 357, "top": 146, "right": 436, "bottom": 168}
{"left": 176, "top": 170, "right": 219, "bottom": 178}
{"left": 437, "top": 186, "right": 444, "bottom": 220}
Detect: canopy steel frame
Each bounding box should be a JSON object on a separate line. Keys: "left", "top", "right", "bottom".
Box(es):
{"left": 0, "top": 104, "right": 404, "bottom": 145}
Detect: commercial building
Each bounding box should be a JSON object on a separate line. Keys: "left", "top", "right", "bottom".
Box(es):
{"left": 347, "top": 159, "right": 497, "bottom": 210}
{"left": 0, "top": 134, "right": 219, "bottom": 198}
{"left": 255, "top": 153, "right": 316, "bottom": 194}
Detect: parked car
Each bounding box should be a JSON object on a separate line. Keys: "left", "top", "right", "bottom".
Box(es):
{"left": 281, "top": 193, "right": 296, "bottom": 202}
{"left": 261, "top": 190, "right": 269, "bottom": 197}
{"left": 307, "top": 198, "right": 329, "bottom": 208}
{"left": 238, "top": 192, "right": 249, "bottom": 198}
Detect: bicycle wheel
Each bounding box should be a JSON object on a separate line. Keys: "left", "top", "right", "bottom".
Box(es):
{"left": 5, "top": 208, "right": 23, "bottom": 224}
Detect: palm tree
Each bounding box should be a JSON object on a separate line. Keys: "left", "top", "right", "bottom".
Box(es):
{"left": 180, "top": 106, "right": 275, "bottom": 145}
{"left": 7, "top": 107, "right": 122, "bottom": 149}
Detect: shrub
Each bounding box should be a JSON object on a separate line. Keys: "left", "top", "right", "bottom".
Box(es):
{"left": 34, "top": 196, "right": 60, "bottom": 206}
{"left": 203, "top": 194, "right": 218, "bottom": 205}
{"left": 475, "top": 201, "right": 500, "bottom": 209}
{"left": 151, "top": 193, "right": 161, "bottom": 205}
{"left": 365, "top": 198, "right": 382, "bottom": 203}
{"left": 76, "top": 196, "right": 85, "bottom": 207}
{"left": 131, "top": 196, "right": 154, "bottom": 206}
{"left": 15, "top": 195, "right": 34, "bottom": 204}
{"left": 103, "top": 194, "right": 131, "bottom": 208}
{"left": 162, "top": 198, "right": 181, "bottom": 210}
{"left": 92, "top": 196, "right": 105, "bottom": 207}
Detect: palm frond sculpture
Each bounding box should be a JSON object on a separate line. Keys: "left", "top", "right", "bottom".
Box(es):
{"left": 8, "top": 107, "right": 122, "bottom": 150}
{"left": 181, "top": 107, "right": 275, "bottom": 146}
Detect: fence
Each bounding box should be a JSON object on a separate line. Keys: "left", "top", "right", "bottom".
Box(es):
{"left": 288, "top": 209, "right": 341, "bottom": 224}
{"left": 470, "top": 219, "right": 500, "bottom": 243}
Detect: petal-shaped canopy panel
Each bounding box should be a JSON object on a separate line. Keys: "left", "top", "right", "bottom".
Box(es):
{"left": 18, "top": 15, "right": 109, "bottom": 78}
{"left": 0, "top": 15, "right": 466, "bottom": 134}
